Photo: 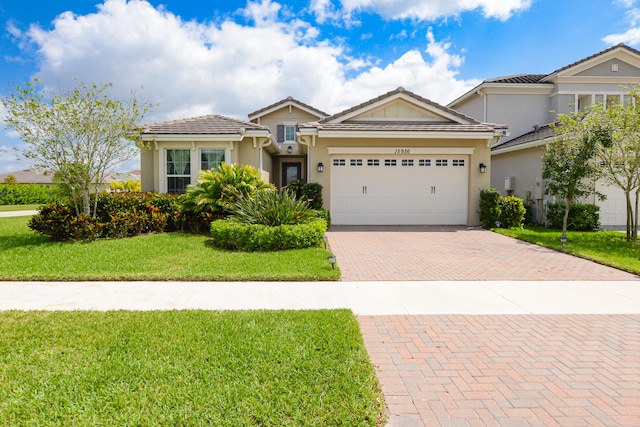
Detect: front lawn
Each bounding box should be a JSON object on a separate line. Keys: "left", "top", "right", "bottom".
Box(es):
{"left": 0, "top": 217, "right": 340, "bottom": 281}
{"left": 495, "top": 225, "right": 640, "bottom": 275}
{"left": 0, "top": 310, "right": 385, "bottom": 426}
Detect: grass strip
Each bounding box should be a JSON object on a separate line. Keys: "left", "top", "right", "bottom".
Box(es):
{"left": 0, "top": 310, "right": 385, "bottom": 426}
{"left": 495, "top": 225, "right": 640, "bottom": 275}
{"left": 0, "top": 217, "right": 340, "bottom": 281}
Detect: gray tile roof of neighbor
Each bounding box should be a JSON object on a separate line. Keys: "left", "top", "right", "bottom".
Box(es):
{"left": 484, "top": 74, "right": 548, "bottom": 84}
{"left": 0, "top": 168, "right": 54, "bottom": 184}
{"left": 492, "top": 123, "right": 556, "bottom": 152}
{"left": 141, "top": 114, "right": 269, "bottom": 135}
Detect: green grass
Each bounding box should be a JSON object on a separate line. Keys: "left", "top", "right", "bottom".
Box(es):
{"left": 495, "top": 225, "right": 640, "bottom": 275}
{"left": 0, "top": 204, "right": 41, "bottom": 212}
{"left": 0, "top": 217, "right": 341, "bottom": 281}
{"left": 0, "top": 310, "right": 385, "bottom": 426}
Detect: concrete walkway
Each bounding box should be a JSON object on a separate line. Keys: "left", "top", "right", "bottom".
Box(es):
{"left": 1, "top": 280, "right": 639, "bottom": 314}
{"left": 0, "top": 210, "right": 38, "bottom": 217}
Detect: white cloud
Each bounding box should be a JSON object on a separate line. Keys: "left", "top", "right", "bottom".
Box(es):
{"left": 603, "top": 6, "right": 640, "bottom": 45}
{"left": 16, "top": 0, "right": 478, "bottom": 127}
{"left": 339, "top": 0, "right": 533, "bottom": 21}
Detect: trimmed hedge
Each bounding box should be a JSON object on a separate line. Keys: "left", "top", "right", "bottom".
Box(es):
{"left": 478, "top": 188, "right": 501, "bottom": 228}
{"left": 0, "top": 184, "right": 61, "bottom": 205}
{"left": 546, "top": 203, "right": 600, "bottom": 231}
{"left": 210, "top": 218, "right": 327, "bottom": 251}
{"left": 478, "top": 189, "right": 526, "bottom": 229}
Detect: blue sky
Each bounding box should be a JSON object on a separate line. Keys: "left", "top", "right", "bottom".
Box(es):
{"left": 1, "top": 0, "right": 639, "bottom": 172}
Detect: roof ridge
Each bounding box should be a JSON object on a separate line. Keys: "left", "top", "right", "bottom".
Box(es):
{"left": 247, "top": 96, "right": 329, "bottom": 119}
{"left": 544, "top": 43, "right": 640, "bottom": 78}
{"left": 319, "top": 86, "right": 483, "bottom": 125}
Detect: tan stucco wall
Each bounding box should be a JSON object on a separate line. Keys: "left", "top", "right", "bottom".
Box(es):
{"left": 252, "top": 107, "right": 322, "bottom": 134}
{"left": 308, "top": 136, "right": 492, "bottom": 226}
{"left": 140, "top": 149, "right": 155, "bottom": 192}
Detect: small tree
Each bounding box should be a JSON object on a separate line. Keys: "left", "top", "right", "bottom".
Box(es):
{"left": 542, "top": 110, "right": 603, "bottom": 242}
{"left": 588, "top": 90, "right": 640, "bottom": 241}
{"left": 1, "top": 79, "right": 153, "bottom": 216}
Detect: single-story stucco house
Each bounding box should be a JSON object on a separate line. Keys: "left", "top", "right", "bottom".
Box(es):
{"left": 448, "top": 43, "right": 640, "bottom": 229}
{"left": 140, "top": 87, "right": 507, "bottom": 226}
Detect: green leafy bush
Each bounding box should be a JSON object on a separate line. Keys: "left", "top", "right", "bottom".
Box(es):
{"left": 231, "top": 189, "right": 318, "bottom": 226}
{"left": 498, "top": 196, "right": 526, "bottom": 229}
{"left": 287, "top": 180, "right": 324, "bottom": 210}
{"left": 0, "top": 184, "right": 62, "bottom": 205}
{"left": 180, "top": 163, "right": 275, "bottom": 232}
{"left": 28, "top": 193, "right": 177, "bottom": 241}
{"left": 29, "top": 204, "right": 103, "bottom": 241}
{"left": 210, "top": 218, "right": 327, "bottom": 251}
{"left": 546, "top": 203, "right": 600, "bottom": 230}
{"left": 478, "top": 188, "right": 501, "bottom": 228}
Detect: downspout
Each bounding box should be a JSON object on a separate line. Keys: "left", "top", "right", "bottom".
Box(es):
{"left": 253, "top": 136, "right": 273, "bottom": 175}
{"left": 477, "top": 89, "right": 487, "bottom": 122}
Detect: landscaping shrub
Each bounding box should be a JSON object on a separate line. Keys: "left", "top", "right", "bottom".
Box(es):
{"left": 180, "top": 163, "right": 275, "bottom": 232}
{"left": 478, "top": 188, "right": 501, "bottom": 228}
{"left": 210, "top": 218, "right": 327, "bottom": 251}
{"left": 546, "top": 203, "right": 600, "bottom": 230}
{"left": 0, "top": 184, "right": 61, "bottom": 205}
{"left": 288, "top": 180, "right": 324, "bottom": 210}
{"left": 28, "top": 193, "right": 178, "bottom": 241}
{"left": 29, "top": 203, "right": 102, "bottom": 241}
{"left": 498, "top": 196, "right": 526, "bottom": 229}
{"left": 231, "top": 189, "right": 318, "bottom": 226}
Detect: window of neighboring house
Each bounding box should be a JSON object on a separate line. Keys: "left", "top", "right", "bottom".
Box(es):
{"left": 201, "top": 149, "right": 225, "bottom": 171}
{"left": 166, "top": 149, "right": 191, "bottom": 194}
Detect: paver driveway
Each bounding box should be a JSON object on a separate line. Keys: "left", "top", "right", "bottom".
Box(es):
{"left": 325, "top": 226, "right": 640, "bottom": 426}
{"left": 326, "top": 226, "right": 640, "bottom": 281}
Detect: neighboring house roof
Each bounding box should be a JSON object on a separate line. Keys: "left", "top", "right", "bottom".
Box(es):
{"left": 542, "top": 43, "right": 640, "bottom": 81}
{"left": 103, "top": 171, "right": 141, "bottom": 183}
{"left": 484, "top": 74, "right": 548, "bottom": 84}
{"left": 247, "top": 96, "right": 329, "bottom": 120}
{"left": 141, "top": 114, "right": 269, "bottom": 135}
{"left": 492, "top": 123, "right": 556, "bottom": 154}
{"left": 0, "top": 168, "right": 54, "bottom": 184}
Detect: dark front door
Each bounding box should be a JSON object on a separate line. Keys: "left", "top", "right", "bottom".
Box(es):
{"left": 282, "top": 163, "right": 302, "bottom": 187}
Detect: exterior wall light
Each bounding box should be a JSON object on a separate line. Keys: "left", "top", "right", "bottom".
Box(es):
{"left": 328, "top": 255, "right": 336, "bottom": 269}
{"left": 287, "top": 145, "right": 293, "bottom": 153}
{"left": 317, "top": 162, "right": 324, "bottom": 172}
{"left": 479, "top": 163, "right": 487, "bottom": 173}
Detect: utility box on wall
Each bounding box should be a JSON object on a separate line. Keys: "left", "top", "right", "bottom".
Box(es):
{"left": 504, "top": 176, "right": 515, "bottom": 192}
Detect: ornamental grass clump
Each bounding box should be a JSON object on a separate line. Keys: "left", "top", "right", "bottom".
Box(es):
{"left": 231, "top": 189, "right": 317, "bottom": 226}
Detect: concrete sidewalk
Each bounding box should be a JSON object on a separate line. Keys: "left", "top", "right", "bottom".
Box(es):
{"left": 1, "top": 280, "right": 639, "bottom": 314}
{"left": 0, "top": 210, "right": 38, "bottom": 217}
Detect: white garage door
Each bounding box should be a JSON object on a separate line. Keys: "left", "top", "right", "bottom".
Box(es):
{"left": 330, "top": 155, "right": 469, "bottom": 225}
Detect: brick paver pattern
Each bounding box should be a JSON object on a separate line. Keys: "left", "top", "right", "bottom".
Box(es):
{"left": 359, "top": 314, "right": 640, "bottom": 427}
{"left": 327, "top": 226, "right": 639, "bottom": 281}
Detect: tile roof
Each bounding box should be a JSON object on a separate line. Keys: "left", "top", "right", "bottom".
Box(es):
{"left": 320, "top": 86, "right": 485, "bottom": 125}
{"left": 304, "top": 121, "right": 502, "bottom": 133}
{"left": 492, "top": 123, "right": 556, "bottom": 152}
{"left": 247, "top": 96, "right": 329, "bottom": 119}
{"left": 484, "top": 74, "right": 548, "bottom": 84}
{"left": 544, "top": 43, "right": 640, "bottom": 78}
{"left": 141, "top": 114, "right": 268, "bottom": 135}
{"left": 0, "top": 168, "right": 54, "bottom": 184}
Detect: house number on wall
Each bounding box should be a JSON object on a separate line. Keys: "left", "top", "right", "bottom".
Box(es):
{"left": 394, "top": 148, "right": 410, "bottom": 154}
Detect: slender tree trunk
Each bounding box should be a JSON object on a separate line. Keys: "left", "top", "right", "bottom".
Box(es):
{"left": 626, "top": 192, "right": 633, "bottom": 241}
{"left": 562, "top": 197, "right": 571, "bottom": 240}
{"left": 631, "top": 187, "right": 640, "bottom": 243}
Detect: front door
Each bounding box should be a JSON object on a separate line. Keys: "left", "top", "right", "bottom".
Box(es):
{"left": 282, "top": 162, "right": 302, "bottom": 186}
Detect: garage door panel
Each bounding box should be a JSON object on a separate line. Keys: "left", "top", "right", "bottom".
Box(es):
{"left": 330, "top": 154, "right": 468, "bottom": 225}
